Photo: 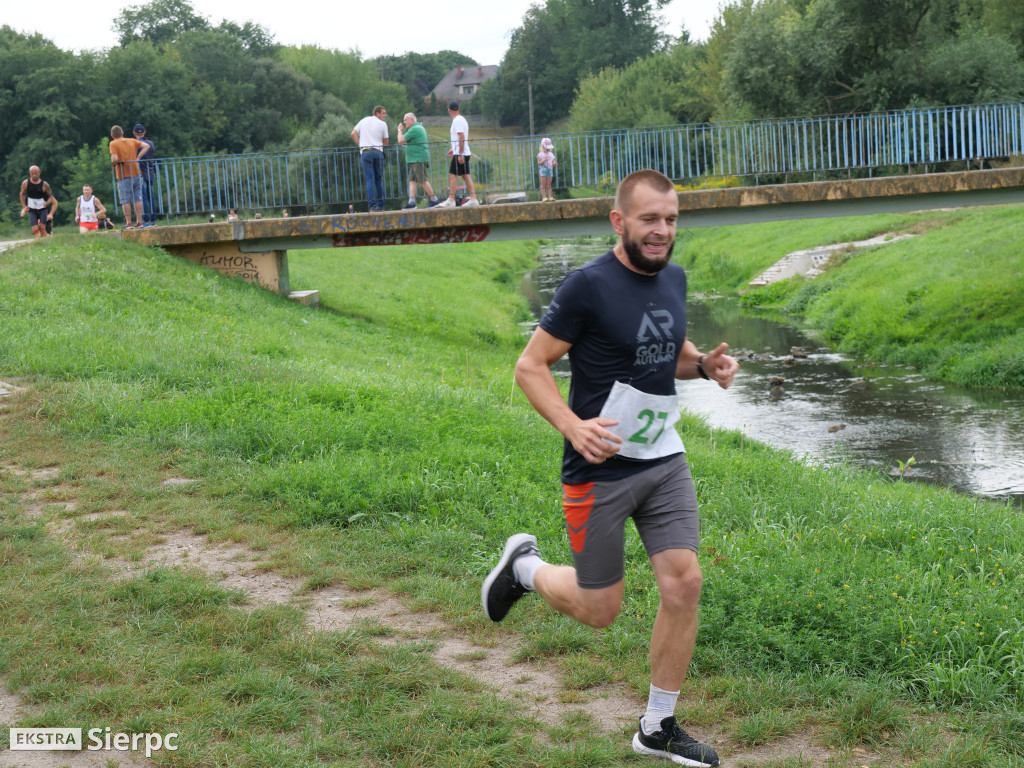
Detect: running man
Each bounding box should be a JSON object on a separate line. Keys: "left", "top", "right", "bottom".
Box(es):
{"left": 19, "top": 166, "right": 58, "bottom": 238}
{"left": 75, "top": 184, "right": 107, "bottom": 233}
{"left": 482, "top": 169, "right": 738, "bottom": 767}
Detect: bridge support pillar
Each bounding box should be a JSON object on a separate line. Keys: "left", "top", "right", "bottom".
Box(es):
{"left": 164, "top": 241, "right": 290, "bottom": 295}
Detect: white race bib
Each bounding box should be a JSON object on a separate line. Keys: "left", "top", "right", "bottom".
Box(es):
{"left": 598, "top": 381, "right": 685, "bottom": 460}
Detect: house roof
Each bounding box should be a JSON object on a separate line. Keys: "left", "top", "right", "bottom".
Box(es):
{"left": 432, "top": 65, "right": 499, "bottom": 101}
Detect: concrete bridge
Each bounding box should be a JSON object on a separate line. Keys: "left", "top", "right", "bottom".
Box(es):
{"left": 122, "top": 167, "right": 1024, "bottom": 298}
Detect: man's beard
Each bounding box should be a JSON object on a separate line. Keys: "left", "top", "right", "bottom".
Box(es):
{"left": 622, "top": 225, "right": 674, "bottom": 274}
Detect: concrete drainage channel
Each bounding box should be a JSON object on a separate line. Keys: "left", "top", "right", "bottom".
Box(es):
{"left": 748, "top": 233, "right": 916, "bottom": 287}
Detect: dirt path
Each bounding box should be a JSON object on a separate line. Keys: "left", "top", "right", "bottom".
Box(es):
{"left": 0, "top": 380, "right": 863, "bottom": 767}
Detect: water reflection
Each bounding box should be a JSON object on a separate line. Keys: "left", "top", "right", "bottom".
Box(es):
{"left": 521, "top": 241, "right": 1024, "bottom": 506}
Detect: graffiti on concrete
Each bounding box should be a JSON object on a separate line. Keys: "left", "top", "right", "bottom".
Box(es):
{"left": 198, "top": 251, "right": 260, "bottom": 282}
{"left": 332, "top": 225, "right": 491, "bottom": 247}
{"left": 195, "top": 250, "right": 260, "bottom": 284}
{"left": 274, "top": 212, "right": 491, "bottom": 246}
{"left": 329, "top": 212, "right": 429, "bottom": 233}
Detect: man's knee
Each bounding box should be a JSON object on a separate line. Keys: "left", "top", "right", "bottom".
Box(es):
{"left": 659, "top": 565, "right": 703, "bottom": 613}
{"left": 578, "top": 588, "right": 624, "bottom": 628}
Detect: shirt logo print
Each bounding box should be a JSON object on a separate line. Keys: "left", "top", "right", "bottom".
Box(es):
{"left": 635, "top": 310, "right": 674, "bottom": 342}
{"left": 634, "top": 310, "right": 676, "bottom": 367}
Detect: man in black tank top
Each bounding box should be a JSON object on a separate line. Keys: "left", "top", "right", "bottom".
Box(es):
{"left": 482, "top": 169, "right": 739, "bottom": 767}
{"left": 19, "top": 166, "right": 58, "bottom": 238}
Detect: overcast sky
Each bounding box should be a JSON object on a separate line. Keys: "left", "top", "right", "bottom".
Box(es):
{"left": 2, "top": 0, "right": 724, "bottom": 64}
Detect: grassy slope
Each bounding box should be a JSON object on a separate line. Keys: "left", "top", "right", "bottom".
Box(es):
{"left": 0, "top": 229, "right": 1021, "bottom": 766}
{"left": 729, "top": 204, "right": 1024, "bottom": 389}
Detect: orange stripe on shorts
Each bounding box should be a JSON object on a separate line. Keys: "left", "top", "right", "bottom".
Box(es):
{"left": 562, "top": 482, "right": 595, "bottom": 553}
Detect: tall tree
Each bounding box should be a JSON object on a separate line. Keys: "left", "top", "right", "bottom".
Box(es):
{"left": 174, "top": 29, "right": 314, "bottom": 153}
{"left": 722, "top": 0, "right": 1024, "bottom": 116}
{"left": 279, "top": 46, "right": 413, "bottom": 124}
{"left": 0, "top": 27, "right": 95, "bottom": 223}
{"left": 113, "top": 0, "right": 210, "bottom": 47}
{"left": 98, "top": 41, "right": 200, "bottom": 156}
{"left": 569, "top": 38, "right": 710, "bottom": 132}
{"left": 488, "top": 0, "right": 669, "bottom": 128}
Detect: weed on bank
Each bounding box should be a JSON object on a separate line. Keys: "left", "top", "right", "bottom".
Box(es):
{"left": 0, "top": 231, "right": 1021, "bottom": 766}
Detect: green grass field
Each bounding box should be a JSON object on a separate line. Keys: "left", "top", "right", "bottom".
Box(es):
{"left": 0, "top": 216, "right": 1021, "bottom": 766}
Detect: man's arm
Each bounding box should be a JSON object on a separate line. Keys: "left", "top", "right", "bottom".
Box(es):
{"left": 457, "top": 131, "right": 466, "bottom": 155}
{"left": 136, "top": 141, "right": 150, "bottom": 159}
{"left": 675, "top": 339, "right": 739, "bottom": 389}
{"left": 19, "top": 180, "right": 27, "bottom": 209}
{"left": 95, "top": 197, "right": 107, "bottom": 216}
{"left": 43, "top": 183, "right": 58, "bottom": 216}
{"left": 515, "top": 327, "right": 622, "bottom": 464}
{"left": 350, "top": 128, "right": 360, "bottom": 145}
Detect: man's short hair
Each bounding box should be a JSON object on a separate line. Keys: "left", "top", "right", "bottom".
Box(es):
{"left": 614, "top": 169, "right": 676, "bottom": 213}
{"left": 405, "top": 112, "right": 416, "bottom": 123}
{"left": 448, "top": 101, "right": 460, "bottom": 111}
{"left": 373, "top": 105, "right": 386, "bottom": 116}
{"left": 111, "top": 125, "right": 124, "bottom": 138}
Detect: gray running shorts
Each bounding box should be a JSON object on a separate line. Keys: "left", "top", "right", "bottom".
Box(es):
{"left": 561, "top": 454, "right": 699, "bottom": 589}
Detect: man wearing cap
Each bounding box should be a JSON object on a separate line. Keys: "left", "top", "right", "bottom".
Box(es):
{"left": 434, "top": 101, "right": 480, "bottom": 208}
{"left": 351, "top": 106, "right": 389, "bottom": 212}
{"left": 133, "top": 124, "right": 157, "bottom": 226}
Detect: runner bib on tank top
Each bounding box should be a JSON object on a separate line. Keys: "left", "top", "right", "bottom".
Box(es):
{"left": 78, "top": 196, "right": 98, "bottom": 222}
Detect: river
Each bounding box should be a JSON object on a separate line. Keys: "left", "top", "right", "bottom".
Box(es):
{"left": 521, "top": 240, "right": 1024, "bottom": 507}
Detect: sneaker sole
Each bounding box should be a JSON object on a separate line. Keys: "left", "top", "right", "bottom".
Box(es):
{"left": 481, "top": 533, "right": 536, "bottom": 621}
{"left": 632, "top": 733, "right": 717, "bottom": 767}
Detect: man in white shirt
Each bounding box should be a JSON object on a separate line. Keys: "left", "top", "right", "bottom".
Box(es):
{"left": 351, "top": 106, "right": 390, "bottom": 212}
{"left": 75, "top": 184, "right": 107, "bottom": 233}
{"left": 435, "top": 101, "right": 480, "bottom": 208}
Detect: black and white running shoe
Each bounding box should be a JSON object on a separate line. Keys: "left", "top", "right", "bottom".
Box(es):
{"left": 481, "top": 533, "right": 538, "bottom": 622}
{"left": 632, "top": 716, "right": 720, "bottom": 766}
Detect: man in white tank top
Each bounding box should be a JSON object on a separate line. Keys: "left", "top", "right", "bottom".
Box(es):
{"left": 75, "top": 185, "right": 108, "bottom": 233}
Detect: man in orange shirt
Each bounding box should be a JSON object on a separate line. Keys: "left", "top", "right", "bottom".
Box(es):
{"left": 109, "top": 124, "right": 150, "bottom": 229}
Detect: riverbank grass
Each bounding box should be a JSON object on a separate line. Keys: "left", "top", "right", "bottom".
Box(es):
{"left": 733, "top": 204, "right": 1024, "bottom": 389}
{"left": 0, "top": 231, "right": 1021, "bottom": 766}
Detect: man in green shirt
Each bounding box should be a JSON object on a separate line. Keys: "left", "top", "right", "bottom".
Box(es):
{"left": 397, "top": 113, "right": 440, "bottom": 209}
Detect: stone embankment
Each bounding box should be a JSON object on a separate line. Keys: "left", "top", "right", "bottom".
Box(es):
{"left": 748, "top": 233, "right": 914, "bottom": 287}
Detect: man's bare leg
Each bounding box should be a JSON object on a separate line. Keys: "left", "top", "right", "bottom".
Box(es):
{"left": 648, "top": 548, "right": 702, "bottom": 690}
{"left": 533, "top": 564, "right": 623, "bottom": 628}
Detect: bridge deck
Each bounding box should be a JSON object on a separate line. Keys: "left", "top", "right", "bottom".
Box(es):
{"left": 122, "top": 168, "right": 1024, "bottom": 294}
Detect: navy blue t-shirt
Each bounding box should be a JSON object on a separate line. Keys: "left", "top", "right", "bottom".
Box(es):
{"left": 539, "top": 250, "right": 688, "bottom": 483}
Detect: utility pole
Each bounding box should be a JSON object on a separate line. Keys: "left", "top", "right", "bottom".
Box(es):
{"left": 527, "top": 70, "right": 535, "bottom": 136}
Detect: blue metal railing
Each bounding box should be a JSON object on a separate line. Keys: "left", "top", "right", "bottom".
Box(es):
{"left": 117, "top": 101, "right": 1024, "bottom": 218}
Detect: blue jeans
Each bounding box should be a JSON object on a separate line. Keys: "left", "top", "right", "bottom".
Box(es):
{"left": 360, "top": 151, "right": 384, "bottom": 210}
{"left": 141, "top": 175, "right": 155, "bottom": 223}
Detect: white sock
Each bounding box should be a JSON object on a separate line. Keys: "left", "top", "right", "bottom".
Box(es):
{"left": 643, "top": 685, "right": 679, "bottom": 734}
{"left": 408, "top": 197, "right": 415, "bottom": 204}
{"left": 512, "top": 553, "right": 543, "bottom": 590}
